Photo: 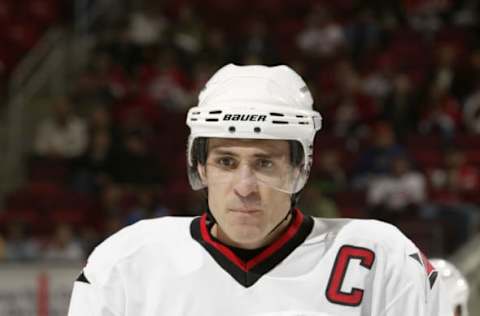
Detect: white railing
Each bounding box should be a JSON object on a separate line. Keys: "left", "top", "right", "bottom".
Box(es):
{"left": 0, "top": 28, "right": 68, "bottom": 198}
{"left": 0, "top": 0, "right": 120, "bottom": 200}
{"left": 0, "top": 262, "right": 82, "bottom": 316}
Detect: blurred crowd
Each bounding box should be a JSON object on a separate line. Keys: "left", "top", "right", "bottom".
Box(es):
{"left": 0, "top": 0, "right": 65, "bottom": 106}
{"left": 1, "top": 0, "right": 480, "bottom": 262}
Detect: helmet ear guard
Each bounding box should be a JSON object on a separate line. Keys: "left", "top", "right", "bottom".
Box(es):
{"left": 186, "top": 64, "right": 322, "bottom": 194}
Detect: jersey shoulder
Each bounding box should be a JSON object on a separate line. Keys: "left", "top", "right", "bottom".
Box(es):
{"left": 345, "top": 219, "right": 412, "bottom": 245}
{"left": 311, "top": 217, "right": 417, "bottom": 253}
{"left": 326, "top": 218, "right": 429, "bottom": 275}
{"left": 83, "top": 216, "right": 194, "bottom": 285}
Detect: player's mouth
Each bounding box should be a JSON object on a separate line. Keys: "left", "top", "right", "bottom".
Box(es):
{"left": 229, "top": 208, "right": 261, "bottom": 214}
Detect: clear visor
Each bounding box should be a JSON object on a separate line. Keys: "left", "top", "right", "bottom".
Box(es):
{"left": 193, "top": 150, "right": 308, "bottom": 194}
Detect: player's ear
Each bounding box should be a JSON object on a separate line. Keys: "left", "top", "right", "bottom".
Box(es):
{"left": 197, "top": 164, "right": 207, "bottom": 185}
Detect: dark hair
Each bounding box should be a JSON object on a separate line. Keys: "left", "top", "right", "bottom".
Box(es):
{"left": 191, "top": 137, "right": 304, "bottom": 168}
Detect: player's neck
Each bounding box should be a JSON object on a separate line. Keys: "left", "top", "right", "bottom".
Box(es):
{"left": 211, "top": 212, "right": 293, "bottom": 250}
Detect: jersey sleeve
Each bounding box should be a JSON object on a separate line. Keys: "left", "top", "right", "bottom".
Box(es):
{"left": 67, "top": 222, "right": 140, "bottom": 316}
{"left": 68, "top": 267, "right": 125, "bottom": 316}
{"left": 377, "top": 237, "right": 453, "bottom": 316}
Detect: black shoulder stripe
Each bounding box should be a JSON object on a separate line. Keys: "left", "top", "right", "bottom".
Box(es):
{"left": 429, "top": 271, "right": 438, "bottom": 289}
{"left": 76, "top": 271, "right": 90, "bottom": 284}
{"left": 409, "top": 253, "right": 422, "bottom": 265}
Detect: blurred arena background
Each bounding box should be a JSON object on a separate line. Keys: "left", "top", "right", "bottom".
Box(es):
{"left": 0, "top": 0, "right": 479, "bottom": 314}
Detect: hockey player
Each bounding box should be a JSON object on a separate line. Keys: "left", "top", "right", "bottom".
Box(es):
{"left": 430, "top": 259, "right": 470, "bottom": 316}
{"left": 68, "top": 64, "right": 451, "bottom": 315}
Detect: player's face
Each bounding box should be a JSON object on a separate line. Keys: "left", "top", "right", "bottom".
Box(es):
{"left": 201, "top": 138, "right": 292, "bottom": 249}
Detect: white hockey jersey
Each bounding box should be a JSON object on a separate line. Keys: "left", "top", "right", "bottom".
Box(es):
{"left": 68, "top": 209, "right": 452, "bottom": 316}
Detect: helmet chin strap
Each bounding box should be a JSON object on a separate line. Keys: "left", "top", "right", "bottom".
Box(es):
{"left": 266, "top": 207, "right": 293, "bottom": 236}
{"left": 265, "top": 192, "right": 301, "bottom": 236}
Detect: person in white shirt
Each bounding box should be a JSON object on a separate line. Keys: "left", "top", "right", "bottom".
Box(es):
{"left": 68, "top": 64, "right": 451, "bottom": 315}
{"left": 34, "top": 96, "right": 88, "bottom": 159}
{"left": 430, "top": 259, "right": 470, "bottom": 316}
{"left": 367, "top": 155, "right": 426, "bottom": 222}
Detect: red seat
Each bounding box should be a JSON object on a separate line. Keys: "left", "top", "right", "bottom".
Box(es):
{"left": 23, "top": 0, "right": 59, "bottom": 27}
{"left": 334, "top": 190, "right": 366, "bottom": 209}
{"left": 27, "top": 158, "right": 70, "bottom": 182}
{"left": 0, "top": 1, "right": 14, "bottom": 23}
{"left": 1, "top": 208, "right": 40, "bottom": 224}
{"left": 49, "top": 208, "right": 87, "bottom": 225}
{"left": 464, "top": 149, "right": 480, "bottom": 165}
{"left": 411, "top": 148, "right": 443, "bottom": 170}
{"left": 338, "top": 207, "right": 366, "bottom": 219}
{"left": 406, "top": 134, "right": 441, "bottom": 149}
{"left": 453, "top": 134, "right": 480, "bottom": 149}
{"left": 5, "top": 20, "right": 41, "bottom": 51}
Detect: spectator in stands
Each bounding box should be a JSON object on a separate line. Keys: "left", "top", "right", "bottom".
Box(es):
{"left": 72, "top": 105, "right": 118, "bottom": 193}
{"left": 408, "top": 2, "right": 443, "bottom": 36}
{"left": 4, "top": 222, "right": 39, "bottom": 261}
{"left": 0, "top": 233, "right": 5, "bottom": 260}
{"left": 297, "top": 5, "right": 345, "bottom": 60}
{"left": 33, "top": 96, "right": 88, "bottom": 159}
{"left": 89, "top": 105, "right": 114, "bottom": 134}
{"left": 429, "top": 44, "right": 460, "bottom": 97}
{"left": 352, "top": 122, "right": 405, "bottom": 188}
{"left": 298, "top": 183, "right": 338, "bottom": 218}
{"left": 312, "top": 148, "right": 347, "bottom": 196}
{"left": 344, "top": 8, "right": 381, "bottom": 63}
{"left": 124, "top": 189, "right": 171, "bottom": 226}
{"left": 43, "top": 224, "right": 84, "bottom": 262}
{"left": 419, "top": 86, "right": 462, "bottom": 141}
{"left": 172, "top": 4, "right": 205, "bottom": 58}
{"left": 367, "top": 154, "right": 427, "bottom": 224}
{"left": 329, "top": 60, "right": 379, "bottom": 138}
{"left": 189, "top": 61, "right": 218, "bottom": 98}
{"left": 430, "top": 147, "right": 479, "bottom": 194}
{"left": 127, "top": 3, "right": 167, "bottom": 46}
{"left": 71, "top": 129, "right": 114, "bottom": 193}
{"left": 202, "top": 29, "right": 231, "bottom": 65}
{"left": 102, "top": 214, "right": 123, "bottom": 242}
{"left": 463, "top": 80, "right": 480, "bottom": 134}
{"left": 109, "top": 128, "right": 161, "bottom": 186}
{"left": 99, "top": 183, "right": 124, "bottom": 217}
{"left": 426, "top": 147, "right": 480, "bottom": 253}
{"left": 361, "top": 54, "right": 395, "bottom": 105}
{"left": 232, "top": 18, "right": 279, "bottom": 65}
{"left": 78, "top": 226, "right": 100, "bottom": 260}
{"left": 138, "top": 49, "right": 190, "bottom": 112}
{"left": 75, "top": 48, "right": 130, "bottom": 104}
{"left": 381, "top": 73, "right": 419, "bottom": 140}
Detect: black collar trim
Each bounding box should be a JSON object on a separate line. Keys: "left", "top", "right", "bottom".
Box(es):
{"left": 190, "top": 208, "right": 314, "bottom": 287}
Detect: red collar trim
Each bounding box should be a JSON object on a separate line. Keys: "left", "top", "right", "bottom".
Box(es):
{"left": 199, "top": 209, "right": 304, "bottom": 272}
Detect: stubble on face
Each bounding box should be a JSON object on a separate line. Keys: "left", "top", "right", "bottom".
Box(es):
{"left": 204, "top": 138, "right": 292, "bottom": 249}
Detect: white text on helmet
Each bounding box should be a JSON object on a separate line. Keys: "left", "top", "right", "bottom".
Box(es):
{"left": 223, "top": 114, "right": 267, "bottom": 121}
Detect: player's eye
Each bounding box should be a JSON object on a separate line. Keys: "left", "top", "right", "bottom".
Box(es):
{"left": 216, "top": 157, "right": 237, "bottom": 169}
{"left": 256, "top": 158, "right": 273, "bottom": 170}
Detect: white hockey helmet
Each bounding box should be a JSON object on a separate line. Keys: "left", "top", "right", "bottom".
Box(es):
{"left": 430, "top": 259, "right": 470, "bottom": 316}
{"left": 186, "top": 64, "right": 322, "bottom": 194}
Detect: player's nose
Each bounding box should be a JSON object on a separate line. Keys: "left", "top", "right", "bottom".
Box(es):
{"left": 233, "top": 165, "right": 259, "bottom": 197}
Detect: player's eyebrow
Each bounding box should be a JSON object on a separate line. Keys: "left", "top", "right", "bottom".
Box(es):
{"left": 209, "top": 148, "right": 284, "bottom": 159}
{"left": 209, "top": 149, "right": 238, "bottom": 157}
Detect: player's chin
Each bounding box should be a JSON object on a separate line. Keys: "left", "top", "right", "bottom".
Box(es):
{"left": 226, "top": 216, "right": 263, "bottom": 233}
{"left": 228, "top": 209, "right": 264, "bottom": 226}
{"left": 229, "top": 226, "right": 265, "bottom": 245}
